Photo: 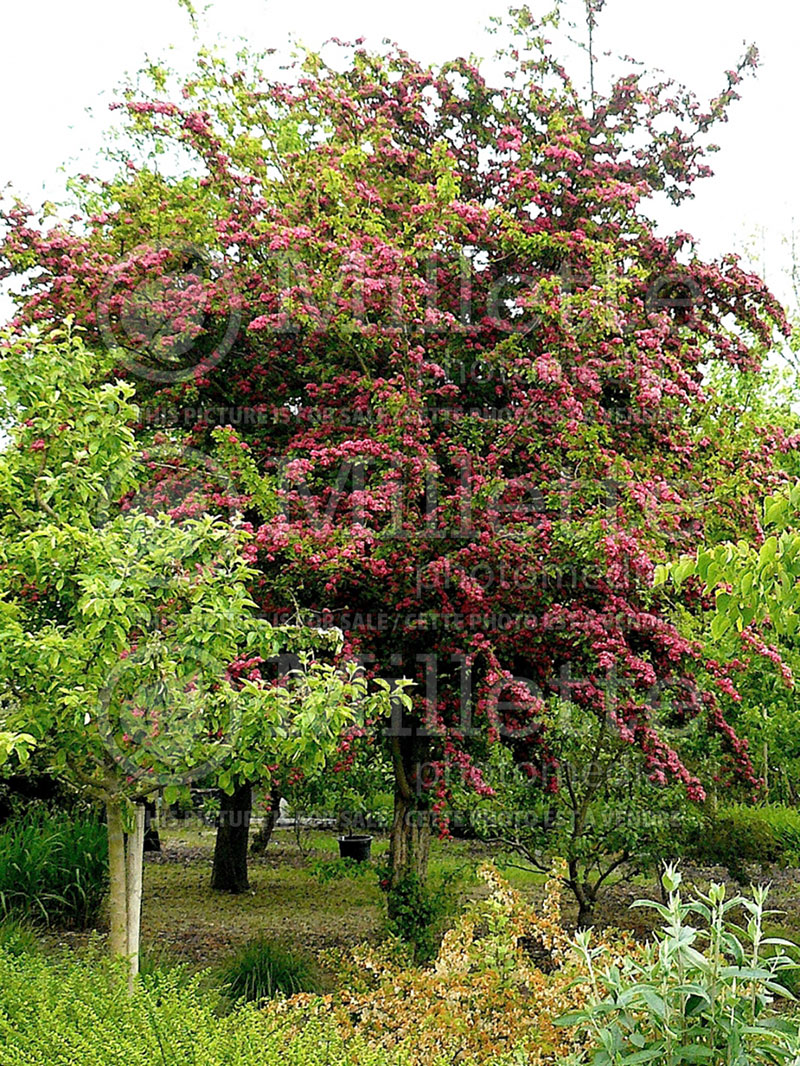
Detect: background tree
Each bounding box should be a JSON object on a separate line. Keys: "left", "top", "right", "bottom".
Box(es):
{"left": 462, "top": 704, "right": 703, "bottom": 924}
{"left": 654, "top": 257, "right": 800, "bottom": 802}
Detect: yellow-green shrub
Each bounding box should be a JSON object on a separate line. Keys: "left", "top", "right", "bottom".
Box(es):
{"left": 269, "top": 862, "right": 635, "bottom": 1066}
{"left": 0, "top": 947, "right": 407, "bottom": 1066}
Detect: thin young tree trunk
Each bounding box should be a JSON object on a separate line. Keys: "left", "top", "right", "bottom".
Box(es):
{"left": 143, "top": 798, "right": 161, "bottom": 852}
{"left": 125, "top": 803, "right": 145, "bottom": 993}
{"left": 106, "top": 799, "right": 128, "bottom": 961}
{"left": 762, "top": 737, "right": 770, "bottom": 799}
{"left": 250, "top": 785, "right": 281, "bottom": 855}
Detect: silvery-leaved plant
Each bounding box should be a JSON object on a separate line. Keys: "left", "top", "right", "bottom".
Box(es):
{"left": 558, "top": 865, "right": 800, "bottom": 1065}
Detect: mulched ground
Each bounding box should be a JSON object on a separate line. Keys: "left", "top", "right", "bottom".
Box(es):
{"left": 139, "top": 833, "right": 386, "bottom": 964}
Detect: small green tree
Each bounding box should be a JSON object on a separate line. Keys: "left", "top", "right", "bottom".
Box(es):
{"left": 463, "top": 705, "right": 703, "bottom": 925}
{"left": 658, "top": 481, "right": 800, "bottom": 643}
{"left": 655, "top": 479, "right": 800, "bottom": 685}
{"left": 0, "top": 324, "right": 396, "bottom": 988}
{"left": 655, "top": 473, "right": 800, "bottom": 807}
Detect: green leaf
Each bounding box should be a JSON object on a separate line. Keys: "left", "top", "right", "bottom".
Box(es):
{"left": 759, "top": 536, "right": 779, "bottom": 564}
{"left": 674, "top": 1047, "right": 714, "bottom": 1063}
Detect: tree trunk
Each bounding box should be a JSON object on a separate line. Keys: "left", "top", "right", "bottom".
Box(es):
{"left": 211, "top": 781, "right": 252, "bottom": 893}
{"left": 106, "top": 799, "right": 128, "bottom": 960}
{"left": 576, "top": 898, "right": 594, "bottom": 928}
{"left": 125, "top": 803, "right": 145, "bottom": 994}
{"left": 762, "top": 736, "right": 770, "bottom": 799}
{"left": 250, "top": 785, "right": 281, "bottom": 855}
{"left": 106, "top": 798, "right": 146, "bottom": 992}
{"left": 570, "top": 867, "right": 596, "bottom": 929}
{"left": 387, "top": 736, "right": 431, "bottom": 915}
{"left": 143, "top": 798, "right": 160, "bottom": 852}
{"left": 389, "top": 790, "right": 431, "bottom": 880}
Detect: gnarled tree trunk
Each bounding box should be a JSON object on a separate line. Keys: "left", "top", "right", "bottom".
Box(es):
{"left": 387, "top": 735, "right": 431, "bottom": 914}
{"left": 211, "top": 781, "right": 252, "bottom": 893}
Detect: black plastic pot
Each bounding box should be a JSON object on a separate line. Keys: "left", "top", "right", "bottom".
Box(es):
{"left": 338, "top": 834, "right": 373, "bottom": 862}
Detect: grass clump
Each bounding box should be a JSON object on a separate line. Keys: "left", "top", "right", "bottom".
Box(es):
{"left": 217, "top": 938, "right": 320, "bottom": 1007}
{"left": 0, "top": 807, "right": 108, "bottom": 928}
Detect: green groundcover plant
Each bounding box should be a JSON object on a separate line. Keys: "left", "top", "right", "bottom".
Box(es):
{"left": 0, "top": 947, "right": 409, "bottom": 1066}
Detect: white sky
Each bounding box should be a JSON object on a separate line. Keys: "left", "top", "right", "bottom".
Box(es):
{"left": 1, "top": 0, "right": 798, "bottom": 313}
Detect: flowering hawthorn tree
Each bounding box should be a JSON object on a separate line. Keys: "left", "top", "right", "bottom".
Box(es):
{"left": 0, "top": 5, "right": 794, "bottom": 896}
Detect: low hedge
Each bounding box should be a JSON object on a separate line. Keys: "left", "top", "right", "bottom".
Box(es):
{"left": 691, "top": 803, "right": 800, "bottom": 880}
